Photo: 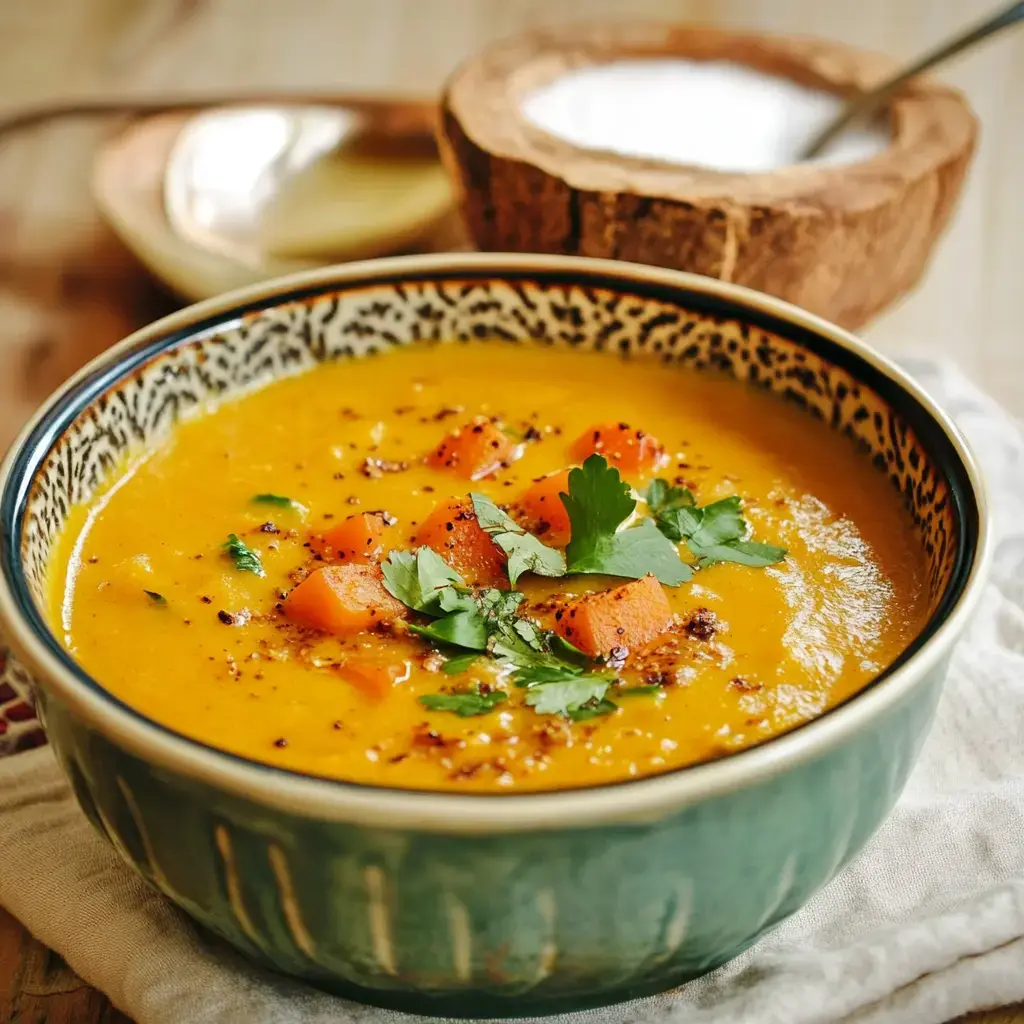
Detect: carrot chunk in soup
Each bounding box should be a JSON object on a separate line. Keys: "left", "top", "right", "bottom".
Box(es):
{"left": 310, "top": 512, "right": 388, "bottom": 563}
{"left": 337, "top": 654, "right": 410, "bottom": 701}
{"left": 572, "top": 422, "right": 666, "bottom": 473}
{"left": 553, "top": 575, "right": 673, "bottom": 658}
{"left": 426, "top": 416, "right": 521, "bottom": 479}
{"left": 514, "top": 469, "right": 573, "bottom": 547}
{"left": 283, "top": 564, "right": 405, "bottom": 635}
{"left": 414, "top": 497, "right": 507, "bottom": 587}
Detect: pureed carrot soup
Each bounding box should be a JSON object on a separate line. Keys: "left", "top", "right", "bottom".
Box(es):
{"left": 49, "top": 344, "right": 930, "bottom": 792}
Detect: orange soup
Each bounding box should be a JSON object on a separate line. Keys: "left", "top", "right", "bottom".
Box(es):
{"left": 49, "top": 344, "right": 930, "bottom": 791}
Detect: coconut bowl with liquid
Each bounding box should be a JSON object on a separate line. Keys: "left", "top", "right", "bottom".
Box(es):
{"left": 439, "top": 23, "right": 978, "bottom": 329}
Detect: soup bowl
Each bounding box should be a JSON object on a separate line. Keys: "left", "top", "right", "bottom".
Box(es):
{"left": 0, "top": 254, "right": 989, "bottom": 1016}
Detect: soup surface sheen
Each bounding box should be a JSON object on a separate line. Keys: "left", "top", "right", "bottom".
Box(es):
{"left": 50, "top": 344, "right": 929, "bottom": 792}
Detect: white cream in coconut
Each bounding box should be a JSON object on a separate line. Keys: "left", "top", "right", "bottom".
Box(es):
{"left": 521, "top": 59, "right": 888, "bottom": 172}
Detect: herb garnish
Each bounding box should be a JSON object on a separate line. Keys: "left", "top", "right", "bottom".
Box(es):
{"left": 563, "top": 456, "right": 691, "bottom": 586}
{"left": 645, "top": 480, "right": 786, "bottom": 568}
{"left": 419, "top": 686, "right": 508, "bottom": 717}
{"left": 518, "top": 668, "right": 617, "bottom": 720}
{"left": 384, "top": 544, "right": 667, "bottom": 721}
{"left": 143, "top": 589, "right": 167, "bottom": 606}
{"left": 567, "top": 698, "right": 619, "bottom": 721}
{"left": 470, "top": 493, "right": 566, "bottom": 584}
{"left": 408, "top": 586, "right": 489, "bottom": 650}
{"left": 252, "top": 493, "right": 304, "bottom": 512}
{"left": 223, "top": 534, "right": 264, "bottom": 576}
{"left": 441, "top": 652, "right": 482, "bottom": 675}
{"left": 382, "top": 548, "right": 488, "bottom": 650}
{"left": 381, "top": 547, "right": 460, "bottom": 614}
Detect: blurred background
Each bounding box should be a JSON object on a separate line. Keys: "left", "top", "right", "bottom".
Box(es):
{"left": 0, "top": 0, "right": 1021, "bottom": 447}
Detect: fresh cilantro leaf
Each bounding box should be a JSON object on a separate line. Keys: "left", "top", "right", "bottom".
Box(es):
{"left": 491, "top": 637, "right": 558, "bottom": 670}
{"left": 616, "top": 684, "right": 663, "bottom": 697}
{"left": 564, "top": 454, "right": 636, "bottom": 543}
{"left": 569, "top": 698, "right": 618, "bottom": 721}
{"left": 510, "top": 664, "right": 583, "bottom": 686}
{"left": 412, "top": 549, "right": 466, "bottom": 615}
{"left": 441, "top": 652, "right": 482, "bottom": 675}
{"left": 513, "top": 616, "right": 546, "bottom": 649}
{"left": 381, "top": 547, "right": 464, "bottom": 614}
{"left": 419, "top": 687, "right": 507, "bottom": 717}
{"left": 654, "top": 506, "right": 703, "bottom": 543}
{"left": 563, "top": 456, "right": 691, "bottom": 586}
{"left": 475, "top": 590, "right": 536, "bottom": 659}
{"left": 572, "top": 517, "right": 693, "bottom": 584}
{"left": 477, "top": 587, "right": 526, "bottom": 627}
{"left": 645, "top": 478, "right": 696, "bottom": 515}
{"left": 695, "top": 539, "right": 787, "bottom": 568}
{"left": 380, "top": 549, "right": 419, "bottom": 606}
{"left": 223, "top": 534, "right": 264, "bottom": 576}
{"left": 509, "top": 657, "right": 618, "bottom": 720}
{"left": 477, "top": 589, "right": 553, "bottom": 665}
{"left": 688, "top": 497, "right": 746, "bottom": 547}
{"left": 489, "top": 612, "right": 593, "bottom": 680}
{"left": 252, "top": 493, "right": 302, "bottom": 510}
{"left": 644, "top": 480, "right": 698, "bottom": 541}
{"left": 646, "top": 483, "right": 787, "bottom": 568}
{"left": 143, "top": 589, "right": 167, "bottom": 606}
{"left": 381, "top": 548, "right": 487, "bottom": 650}
{"left": 409, "top": 611, "right": 488, "bottom": 651}
{"left": 523, "top": 674, "right": 614, "bottom": 716}
{"left": 438, "top": 586, "right": 479, "bottom": 614}
{"left": 491, "top": 627, "right": 579, "bottom": 673}
{"left": 470, "top": 493, "right": 566, "bottom": 584}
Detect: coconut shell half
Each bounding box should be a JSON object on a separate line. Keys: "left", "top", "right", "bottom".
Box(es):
{"left": 438, "top": 23, "right": 978, "bottom": 329}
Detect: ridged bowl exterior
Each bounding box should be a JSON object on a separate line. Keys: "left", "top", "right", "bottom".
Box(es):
{"left": 32, "top": 657, "right": 944, "bottom": 1016}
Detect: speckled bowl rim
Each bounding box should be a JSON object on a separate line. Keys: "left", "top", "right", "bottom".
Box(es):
{"left": 0, "top": 253, "right": 992, "bottom": 832}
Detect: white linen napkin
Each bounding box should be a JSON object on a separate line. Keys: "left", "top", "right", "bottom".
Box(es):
{"left": 1, "top": 357, "right": 1023, "bottom": 1024}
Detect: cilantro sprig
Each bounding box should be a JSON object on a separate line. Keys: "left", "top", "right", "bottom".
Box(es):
{"left": 470, "top": 493, "right": 566, "bottom": 584}
{"left": 382, "top": 547, "right": 626, "bottom": 720}
{"left": 382, "top": 548, "right": 488, "bottom": 650}
{"left": 517, "top": 667, "right": 617, "bottom": 720}
{"left": 563, "top": 456, "right": 691, "bottom": 586}
{"left": 497, "top": 630, "right": 619, "bottom": 721}
{"left": 645, "top": 480, "right": 786, "bottom": 568}
{"left": 419, "top": 686, "right": 507, "bottom": 717}
{"left": 223, "top": 534, "right": 264, "bottom": 576}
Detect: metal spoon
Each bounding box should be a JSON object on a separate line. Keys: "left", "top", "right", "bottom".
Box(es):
{"left": 0, "top": 91, "right": 436, "bottom": 140}
{"left": 800, "top": 0, "right": 1024, "bottom": 160}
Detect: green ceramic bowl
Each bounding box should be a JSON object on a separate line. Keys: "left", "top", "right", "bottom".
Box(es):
{"left": 0, "top": 255, "right": 990, "bottom": 1016}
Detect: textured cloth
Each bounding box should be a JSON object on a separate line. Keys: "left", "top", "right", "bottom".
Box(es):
{"left": 1, "top": 358, "right": 1023, "bottom": 1024}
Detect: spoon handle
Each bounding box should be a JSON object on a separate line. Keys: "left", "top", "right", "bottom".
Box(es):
{"left": 801, "top": 0, "right": 1024, "bottom": 160}
{"left": 0, "top": 92, "right": 437, "bottom": 139}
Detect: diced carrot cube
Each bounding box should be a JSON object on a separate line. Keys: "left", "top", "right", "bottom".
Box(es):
{"left": 571, "top": 422, "right": 666, "bottom": 474}
{"left": 514, "top": 469, "right": 573, "bottom": 547}
{"left": 553, "top": 575, "right": 672, "bottom": 658}
{"left": 310, "top": 512, "right": 387, "bottom": 563}
{"left": 283, "top": 564, "right": 405, "bottom": 636}
{"left": 414, "top": 497, "right": 507, "bottom": 588}
{"left": 426, "top": 416, "right": 521, "bottom": 479}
